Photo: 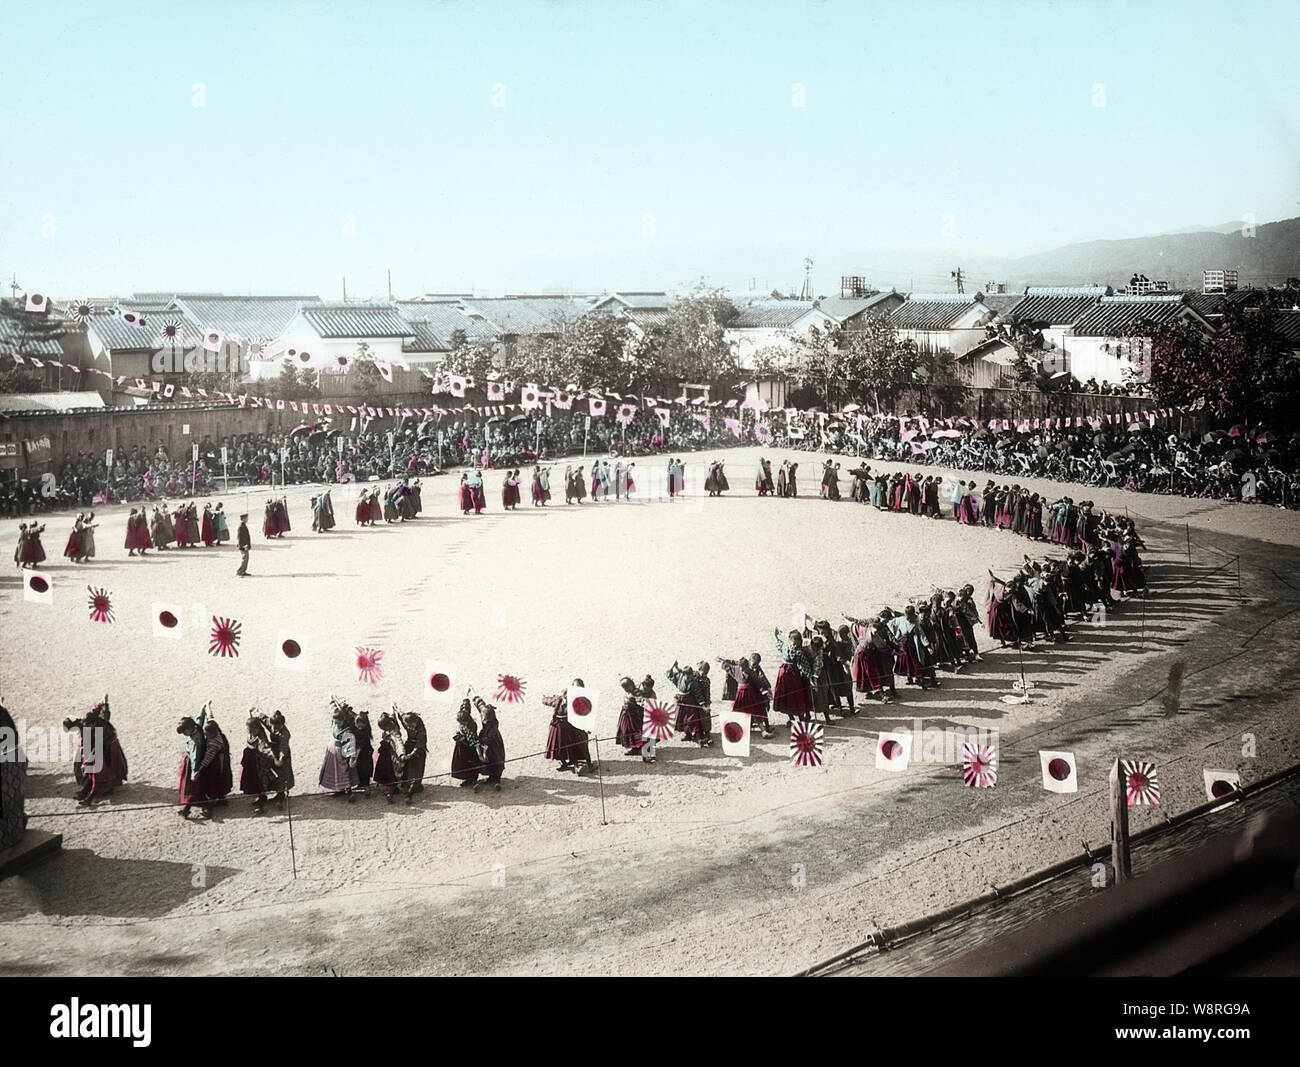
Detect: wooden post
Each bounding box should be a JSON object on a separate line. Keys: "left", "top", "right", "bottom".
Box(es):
{"left": 1109, "top": 760, "right": 1131, "bottom": 883}
{"left": 1186, "top": 523, "right": 1191, "bottom": 565}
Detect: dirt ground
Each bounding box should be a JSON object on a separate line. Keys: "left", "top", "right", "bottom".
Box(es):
{"left": 2, "top": 445, "right": 1297, "bottom": 976}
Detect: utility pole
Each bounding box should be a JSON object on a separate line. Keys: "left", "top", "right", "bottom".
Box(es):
{"left": 8, "top": 273, "right": 20, "bottom": 300}
{"left": 951, "top": 267, "right": 964, "bottom": 294}
{"left": 342, "top": 277, "right": 348, "bottom": 302}
{"left": 387, "top": 269, "right": 393, "bottom": 301}
{"left": 799, "top": 257, "right": 814, "bottom": 300}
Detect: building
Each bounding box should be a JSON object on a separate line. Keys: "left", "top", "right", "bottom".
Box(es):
{"left": 280, "top": 303, "right": 418, "bottom": 400}
{"left": 170, "top": 294, "right": 321, "bottom": 382}
{"left": 724, "top": 299, "right": 840, "bottom": 411}
{"left": 1065, "top": 294, "right": 1213, "bottom": 384}
{"left": 1000, "top": 286, "right": 1109, "bottom": 375}
{"left": 888, "top": 293, "right": 997, "bottom": 357}
{"left": 815, "top": 290, "right": 905, "bottom": 329}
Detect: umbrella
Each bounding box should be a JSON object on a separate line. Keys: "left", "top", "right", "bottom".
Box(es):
{"left": 972, "top": 428, "right": 990, "bottom": 439}
{"left": 508, "top": 414, "right": 528, "bottom": 424}
{"left": 1127, "top": 423, "right": 1144, "bottom": 433}
{"left": 1201, "top": 432, "right": 1223, "bottom": 444}
{"left": 933, "top": 428, "right": 961, "bottom": 438}
{"left": 1228, "top": 424, "right": 1245, "bottom": 438}
{"left": 1256, "top": 431, "right": 1278, "bottom": 444}
{"left": 1223, "top": 448, "right": 1246, "bottom": 461}
{"left": 921, "top": 440, "right": 938, "bottom": 451}
{"left": 290, "top": 423, "right": 315, "bottom": 437}
{"left": 1050, "top": 370, "right": 1069, "bottom": 379}
{"left": 842, "top": 403, "right": 861, "bottom": 413}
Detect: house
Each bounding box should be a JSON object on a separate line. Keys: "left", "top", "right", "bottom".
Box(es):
{"left": 0, "top": 300, "right": 82, "bottom": 393}
{"left": 589, "top": 291, "right": 672, "bottom": 334}
{"left": 725, "top": 299, "right": 839, "bottom": 368}
{"left": 170, "top": 294, "right": 321, "bottom": 381}
{"left": 724, "top": 299, "right": 840, "bottom": 411}
{"left": 280, "top": 303, "right": 417, "bottom": 399}
{"left": 85, "top": 300, "right": 179, "bottom": 398}
{"left": 1065, "top": 295, "right": 1214, "bottom": 385}
{"left": 888, "top": 294, "right": 997, "bottom": 357}
{"left": 1001, "top": 286, "right": 1109, "bottom": 374}
{"left": 816, "top": 290, "right": 905, "bottom": 329}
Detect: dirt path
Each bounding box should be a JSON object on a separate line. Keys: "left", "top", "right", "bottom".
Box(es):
{"left": 2, "top": 448, "right": 1296, "bottom": 975}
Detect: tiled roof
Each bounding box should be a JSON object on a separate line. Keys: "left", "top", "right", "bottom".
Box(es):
{"left": 1070, "top": 295, "right": 1197, "bottom": 337}
{"left": 401, "top": 320, "right": 449, "bottom": 353}
{"left": 396, "top": 301, "right": 498, "bottom": 344}
{"left": 0, "top": 311, "right": 67, "bottom": 357}
{"left": 300, "top": 303, "right": 415, "bottom": 339}
{"left": 731, "top": 300, "right": 819, "bottom": 329}
{"left": 1008, "top": 289, "right": 1105, "bottom": 326}
{"left": 890, "top": 294, "right": 984, "bottom": 331}
{"left": 86, "top": 310, "right": 161, "bottom": 352}
{"left": 173, "top": 295, "right": 321, "bottom": 340}
{"left": 1272, "top": 309, "right": 1300, "bottom": 347}
{"left": 457, "top": 296, "right": 590, "bottom": 334}
{"left": 624, "top": 307, "right": 672, "bottom": 328}
{"left": 592, "top": 291, "right": 670, "bottom": 311}
{"left": 817, "top": 292, "right": 899, "bottom": 323}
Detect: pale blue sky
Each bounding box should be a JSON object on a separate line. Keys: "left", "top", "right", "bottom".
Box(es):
{"left": 1, "top": 0, "right": 1296, "bottom": 299}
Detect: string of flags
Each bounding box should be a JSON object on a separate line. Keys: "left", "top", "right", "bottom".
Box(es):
{"left": 18, "top": 567, "right": 1238, "bottom": 799}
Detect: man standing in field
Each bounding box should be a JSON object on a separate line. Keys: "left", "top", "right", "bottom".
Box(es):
{"left": 236, "top": 513, "right": 251, "bottom": 576}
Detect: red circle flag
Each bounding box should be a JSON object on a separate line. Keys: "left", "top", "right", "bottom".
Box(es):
{"left": 281, "top": 639, "right": 302, "bottom": 659}
{"left": 158, "top": 610, "right": 178, "bottom": 629}
{"left": 1048, "top": 757, "right": 1072, "bottom": 781}
{"left": 571, "top": 696, "right": 592, "bottom": 716}
{"left": 28, "top": 575, "right": 49, "bottom": 594}
{"left": 880, "top": 739, "right": 901, "bottom": 760}
{"left": 723, "top": 721, "right": 745, "bottom": 743}
{"left": 430, "top": 672, "right": 450, "bottom": 692}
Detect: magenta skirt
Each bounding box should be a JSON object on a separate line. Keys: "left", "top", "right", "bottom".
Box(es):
{"left": 318, "top": 746, "right": 358, "bottom": 792}
{"left": 772, "top": 664, "right": 811, "bottom": 720}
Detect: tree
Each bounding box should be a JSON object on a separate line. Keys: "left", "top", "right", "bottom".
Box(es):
{"left": 0, "top": 364, "right": 44, "bottom": 393}
{"left": 840, "top": 317, "right": 920, "bottom": 413}
{"left": 1146, "top": 307, "right": 1300, "bottom": 429}
{"left": 442, "top": 329, "right": 499, "bottom": 382}
{"left": 641, "top": 286, "right": 740, "bottom": 386}
{"left": 913, "top": 347, "right": 970, "bottom": 414}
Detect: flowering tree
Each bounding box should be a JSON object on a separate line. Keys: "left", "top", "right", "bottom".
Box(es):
{"left": 1146, "top": 307, "right": 1298, "bottom": 428}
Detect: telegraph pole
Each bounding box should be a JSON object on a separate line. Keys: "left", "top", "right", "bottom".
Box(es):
{"left": 951, "top": 268, "right": 964, "bottom": 294}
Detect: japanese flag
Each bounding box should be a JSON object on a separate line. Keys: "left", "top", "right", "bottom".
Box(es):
{"left": 202, "top": 329, "right": 225, "bottom": 353}
{"left": 276, "top": 630, "right": 309, "bottom": 672}
{"left": 589, "top": 397, "right": 607, "bottom": 417}
{"left": 486, "top": 380, "right": 505, "bottom": 401}
{"left": 23, "top": 570, "right": 53, "bottom": 604}
{"left": 120, "top": 309, "right": 145, "bottom": 328}
{"left": 1039, "top": 750, "right": 1077, "bottom": 793}
{"left": 25, "top": 293, "right": 49, "bottom": 313}
{"left": 1203, "top": 769, "right": 1240, "bottom": 802}
{"left": 720, "top": 708, "right": 750, "bottom": 757}
{"left": 654, "top": 407, "right": 671, "bottom": 427}
{"left": 566, "top": 685, "right": 599, "bottom": 731}
{"left": 424, "top": 661, "right": 457, "bottom": 700}
{"left": 520, "top": 384, "right": 542, "bottom": 410}
{"left": 875, "top": 730, "right": 912, "bottom": 772}
{"left": 449, "top": 375, "right": 467, "bottom": 398}
{"left": 151, "top": 602, "right": 184, "bottom": 639}
{"left": 373, "top": 361, "right": 393, "bottom": 382}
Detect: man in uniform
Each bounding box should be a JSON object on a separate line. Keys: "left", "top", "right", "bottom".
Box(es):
{"left": 236, "top": 512, "right": 251, "bottom": 576}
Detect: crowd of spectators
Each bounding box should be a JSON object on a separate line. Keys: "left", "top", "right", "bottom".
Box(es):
{"left": 2, "top": 401, "right": 1296, "bottom": 516}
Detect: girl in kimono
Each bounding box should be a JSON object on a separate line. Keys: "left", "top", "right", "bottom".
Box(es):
{"left": 544, "top": 683, "right": 594, "bottom": 773}
{"left": 451, "top": 699, "right": 481, "bottom": 787}
{"left": 720, "top": 657, "right": 774, "bottom": 737}
{"left": 399, "top": 711, "right": 428, "bottom": 802}
{"left": 201, "top": 504, "right": 216, "bottom": 546}
{"left": 459, "top": 474, "right": 474, "bottom": 514}
{"left": 772, "top": 628, "right": 814, "bottom": 724}
{"left": 353, "top": 710, "right": 374, "bottom": 794}
{"left": 667, "top": 662, "right": 710, "bottom": 745}
{"left": 373, "top": 711, "right": 405, "bottom": 802}
{"left": 469, "top": 470, "right": 487, "bottom": 513}
{"left": 213, "top": 503, "right": 230, "bottom": 543}
{"left": 474, "top": 697, "right": 506, "bottom": 789}
{"left": 319, "top": 701, "right": 359, "bottom": 799}
{"left": 239, "top": 715, "right": 280, "bottom": 814}
{"left": 64, "top": 514, "right": 85, "bottom": 562}
{"left": 616, "top": 676, "right": 645, "bottom": 755}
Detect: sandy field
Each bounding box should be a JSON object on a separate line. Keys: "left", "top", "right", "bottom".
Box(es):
{"left": 2, "top": 444, "right": 1298, "bottom": 976}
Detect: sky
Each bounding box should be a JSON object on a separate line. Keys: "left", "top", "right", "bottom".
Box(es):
{"left": 1, "top": 0, "right": 1297, "bottom": 301}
